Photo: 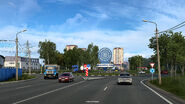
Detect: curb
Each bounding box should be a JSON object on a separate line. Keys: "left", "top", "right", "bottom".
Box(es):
{"left": 0, "top": 77, "right": 38, "bottom": 85}
{"left": 145, "top": 80, "right": 185, "bottom": 104}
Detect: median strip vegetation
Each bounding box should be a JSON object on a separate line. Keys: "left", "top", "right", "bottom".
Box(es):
{"left": 150, "top": 76, "right": 185, "bottom": 100}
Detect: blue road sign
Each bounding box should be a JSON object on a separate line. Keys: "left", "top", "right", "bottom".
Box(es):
{"left": 150, "top": 68, "right": 155, "bottom": 74}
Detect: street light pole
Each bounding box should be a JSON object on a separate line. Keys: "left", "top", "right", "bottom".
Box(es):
{"left": 143, "top": 20, "right": 162, "bottom": 85}
{"left": 15, "top": 29, "right": 27, "bottom": 81}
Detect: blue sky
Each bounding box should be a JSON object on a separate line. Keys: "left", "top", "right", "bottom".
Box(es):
{"left": 0, "top": 0, "right": 185, "bottom": 60}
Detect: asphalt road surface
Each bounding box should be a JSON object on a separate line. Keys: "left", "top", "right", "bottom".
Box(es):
{"left": 0, "top": 74, "right": 179, "bottom": 104}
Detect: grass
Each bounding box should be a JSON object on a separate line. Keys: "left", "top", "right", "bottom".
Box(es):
{"left": 150, "top": 76, "right": 185, "bottom": 100}
{"left": 2, "top": 74, "right": 36, "bottom": 82}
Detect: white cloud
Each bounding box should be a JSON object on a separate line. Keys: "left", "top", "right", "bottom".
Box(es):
{"left": 1, "top": 0, "right": 185, "bottom": 61}
{"left": 0, "top": 23, "right": 155, "bottom": 59}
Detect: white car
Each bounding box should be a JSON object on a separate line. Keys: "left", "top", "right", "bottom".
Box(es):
{"left": 138, "top": 71, "right": 146, "bottom": 74}
{"left": 117, "top": 73, "right": 132, "bottom": 85}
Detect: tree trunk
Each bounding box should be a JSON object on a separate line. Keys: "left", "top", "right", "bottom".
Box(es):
{"left": 181, "top": 65, "right": 184, "bottom": 76}
{"left": 167, "top": 61, "right": 169, "bottom": 70}
{"left": 174, "top": 64, "right": 177, "bottom": 77}
{"left": 170, "top": 64, "right": 174, "bottom": 77}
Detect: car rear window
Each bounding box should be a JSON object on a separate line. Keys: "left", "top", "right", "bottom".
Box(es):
{"left": 120, "top": 74, "right": 130, "bottom": 76}
{"left": 61, "top": 74, "right": 70, "bottom": 76}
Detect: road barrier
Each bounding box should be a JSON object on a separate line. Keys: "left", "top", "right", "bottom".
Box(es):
{"left": 0, "top": 68, "right": 22, "bottom": 81}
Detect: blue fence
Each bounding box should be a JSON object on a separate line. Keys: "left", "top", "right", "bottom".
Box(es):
{"left": 0, "top": 68, "right": 22, "bottom": 82}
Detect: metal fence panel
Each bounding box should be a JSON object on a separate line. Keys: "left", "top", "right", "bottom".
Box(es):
{"left": 0, "top": 68, "right": 22, "bottom": 82}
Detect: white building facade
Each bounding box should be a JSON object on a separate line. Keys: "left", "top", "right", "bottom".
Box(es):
{"left": 4, "top": 56, "right": 40, "bottom": 71}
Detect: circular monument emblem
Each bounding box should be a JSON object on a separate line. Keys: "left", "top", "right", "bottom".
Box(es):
{"left": 98, "top": 47, "right": 112, "bottom": 63}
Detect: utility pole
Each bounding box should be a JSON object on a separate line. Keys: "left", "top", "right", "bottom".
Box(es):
{"left": 15, "top": 29, "right": 27, "bottom": 81}
{"left": 16, "top": 34, "right": 18, "bottom": 81}
{"left": 143, "top": 20, "right": 162, "bottom": 85}
{"left": 26, "top": 40, "right": 31, "bottom": 75}
{"left": 155, "top": 27, "right": 162, "bottom": 85}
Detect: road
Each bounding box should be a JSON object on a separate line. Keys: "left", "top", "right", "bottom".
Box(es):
{"left": 0, "top": 74, "right": 179, "bottom": 104}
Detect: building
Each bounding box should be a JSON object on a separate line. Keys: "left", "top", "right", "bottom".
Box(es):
{"left": 79, "top": 48, "right": 86, "bottom": 51}
{"left": 113, "top": 47, "right": 124, "bottom": 70}
{"left": 65, "top": 45, "right": 78, "bottom": 51}
{"left": 0, "top": 55, "right": 5, "bottom": 68}
{"left": 4, "top": 56, "right": 40, "bottom": 71}
{"left": 123, "top": 62, "right": 129, "bottom": 70}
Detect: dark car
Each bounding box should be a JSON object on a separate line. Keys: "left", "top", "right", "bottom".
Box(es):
{"left": 58, "top": 72, "right": 74, "bottom": 83}
{"left": 161, "top": 70, "right": 168, "bottom": 74}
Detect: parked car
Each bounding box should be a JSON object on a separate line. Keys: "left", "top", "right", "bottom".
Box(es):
{"left": 161, "top": 70, "right": 168, "bottom": 74}
{"left": 58, "top": 72, "right": 74, "bottom": 83}
{"left": 117, "top": 73, "right": 132, "bottom": 85}
{"left": 138, "top": 71, "right": 146, "bottom": 74}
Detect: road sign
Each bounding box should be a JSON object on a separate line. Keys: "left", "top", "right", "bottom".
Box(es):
{"left": 150, "top": 63, "right": 155, "bottom": 68}
{"left": 150, "top": 68, "right": 155, "bottom": 74}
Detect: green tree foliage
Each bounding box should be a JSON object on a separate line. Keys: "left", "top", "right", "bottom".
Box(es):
{"left": 128, "top": 55, "right": 144, "bottom": 70}
{"left": 38, "top": 40, "right": 99, "bottom": 70}
{"left": 149, "top": 31, "right": 185, "bottom": 76}
{"left": 38, "top": 40, "right": 58, "bottom": 64}
{"left": 63, "top": 43, "right": 99, "bottom": 70}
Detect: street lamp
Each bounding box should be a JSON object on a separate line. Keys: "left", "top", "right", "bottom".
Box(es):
{"left": 143, "top": 20, "right": 162, "bottom": 85}
{"left": 15, "top": 29, "right": 27, "bottom": 81}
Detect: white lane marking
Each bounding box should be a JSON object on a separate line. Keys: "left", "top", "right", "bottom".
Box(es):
{"left": 13, "top": 81, "right": 85, "bottom": 104}
{"left": 16, "top": 85, "right": 32, "bottom": 90}
{"left": 85, "top": 101, "right": 100, "bottom": 103}
{"left": 140, "top": 79, "right": 173, "bottom": 104}
{"left": 104, "top": 86, "right": 108, "bottom": 91}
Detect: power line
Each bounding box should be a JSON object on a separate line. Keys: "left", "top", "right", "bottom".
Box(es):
{"left": 159, "top": 20, "right": 185, "bottom": 34}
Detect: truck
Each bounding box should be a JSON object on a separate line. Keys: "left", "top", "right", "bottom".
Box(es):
{"left": 44, "top": 64, "right": 59, "bottom": 79}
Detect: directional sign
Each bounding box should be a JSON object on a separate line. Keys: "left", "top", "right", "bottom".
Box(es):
{"left": 150, "top": 63, "right": 155, "bottom": 68}
{"left": 150, "top": 68, "right": 155, "bottom": 74}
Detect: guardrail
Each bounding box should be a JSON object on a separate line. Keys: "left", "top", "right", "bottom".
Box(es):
{"left": 0, "top": 68, "right": 22, "bottom": 81}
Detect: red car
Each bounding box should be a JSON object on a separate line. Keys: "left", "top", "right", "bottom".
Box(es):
{"left": 58, "top": 72, "right": 74, "bottom": 83}
{"left": 161, "top": 70, "right": 168, "bottom": 74}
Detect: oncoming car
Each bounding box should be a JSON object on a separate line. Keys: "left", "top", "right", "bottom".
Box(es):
{"left": 117, "top": 73, "right": 132, "bottom": 85}
{"left": 58, "top": 72, "right": 74, "bottom": 83}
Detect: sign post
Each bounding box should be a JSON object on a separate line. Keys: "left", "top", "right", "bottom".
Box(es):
{"left": 84, "top": 64, "right": 88, "bottom": 80}
{"left": 150, "top": 68, "right": 155, "bottom": 81}
{"left": 150, "top": 63, "right": 155, "bottom": 81}
{"left": 85, "top": 67, "right": 88, "bottom": 77}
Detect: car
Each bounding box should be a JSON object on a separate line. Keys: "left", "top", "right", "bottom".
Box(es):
{"left": 117, "top": 73, "right": 132, "bottom": 85}
{"left": 58, "top": 72, "right": 74, "bottom": 83}
{"left": 138, "top": 71, "right": 146, "bottom": 74}
{"left": 161, "top": 70, "right": 168, "bottom": 74}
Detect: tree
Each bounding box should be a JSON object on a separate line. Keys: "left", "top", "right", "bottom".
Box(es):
{"left": 128, "top": 55, "right": 144, "bottom": 70}
{"left": 62, "top": 43, "right": 99, "bottom": 70}
{"left": 148, "top": 31, "right": 185, "bottom": 76}
{"left": 38, "top": 40, "right": 57, "bottom": 64}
